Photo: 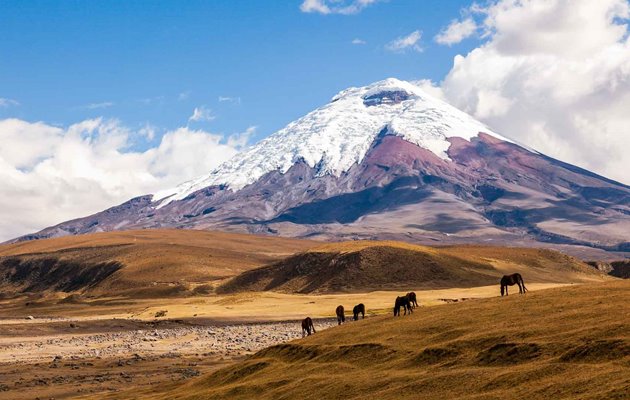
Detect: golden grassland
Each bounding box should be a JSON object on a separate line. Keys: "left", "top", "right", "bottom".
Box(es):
{"left": 0, "top": 229, "right": 317, "bottom": 296}
{"left": 127, "top": 281, "right": 630, "bottom": 400}
{"left": 0, "top": 230, "right": 609, "bottom": 298}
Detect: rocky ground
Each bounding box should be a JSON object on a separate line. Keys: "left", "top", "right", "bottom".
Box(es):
{"left": 0, "top": 318, "right": 337, "bottom": 399}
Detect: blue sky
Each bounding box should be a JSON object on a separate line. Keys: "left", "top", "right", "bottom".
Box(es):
{"left": 1, "top": 0, "right": 629, "bottom": 240}
{"left": 1, "top": 0, "right": 476, "bottom": 144}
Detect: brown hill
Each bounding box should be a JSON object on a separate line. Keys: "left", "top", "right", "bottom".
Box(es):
{"left": 219, "top": 241, "right": 606, "bottom": 294}
{"left": 140, "top": 281, "right": 630, "bottom": 400}
{"left": 0, "top": 229, "right": 317, "bottom": 298}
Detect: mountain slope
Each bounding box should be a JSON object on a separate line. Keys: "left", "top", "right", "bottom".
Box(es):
{"left": 15, "top": 79, "right": 630, "bottom": 256}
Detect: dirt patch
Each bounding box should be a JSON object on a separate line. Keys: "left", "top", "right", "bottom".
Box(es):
{"left": 413, "top": 347, "right": 461, "bottom": 365}
{"left": 559, "top": 340, "right": 630, "bottom": 363}
{"left": 476, "top": 343, "right": 541, "bottom": 365}
{"left": 254, "top": 343, "right": 322, "bottom": 362}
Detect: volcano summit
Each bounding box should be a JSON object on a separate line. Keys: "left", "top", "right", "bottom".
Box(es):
{"left": 16, "top": 79, "right": 630, "bottom": 255}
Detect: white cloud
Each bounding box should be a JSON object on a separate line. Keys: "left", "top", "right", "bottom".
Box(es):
{"left": 189, "top": 106, "right": 215, "bottom": 122}
{"left": 300, "top": 0, "right": 379, "bottom": 15}
{"left": 218, "top": 96, "right": 241, "bottom": 104}
{"left": 386, "top": 30, "right": 423, "bottom": 53}
{"left": 137, "top": 96, "right": 165, "bottom": 105}
{"left": 178, "top": 91, "right": 191, "bottom": 101}
{"left": 0, "top": 118, "right": 251, "bottom": 240}
{"left": 0, "top": 98, "right": 19, "bottom": 107}
{"left": 352, "top": 38, "right": 367, "bottom": 45}
{"left": 84, "top": 101, "right": 114, "bottom": 110}
{"left": 431, "top": 0, "right": 630, "bottom": 184}
{"left": 435, "top": 18, "right": 477, "bottom": 45}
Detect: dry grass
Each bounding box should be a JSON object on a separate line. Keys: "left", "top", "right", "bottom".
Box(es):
{"left": 0, "top": 229, "right": 317, "bottom": 297}
{"left": 138, "top": 281, "right": 630, "bottom": 400}
{"left": 220, "top": 242, "right": 608, "bottom": 294}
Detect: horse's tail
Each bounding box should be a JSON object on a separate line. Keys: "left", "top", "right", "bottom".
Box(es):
{"left": 520, "top": 275, "right": 528, "bottom": 292}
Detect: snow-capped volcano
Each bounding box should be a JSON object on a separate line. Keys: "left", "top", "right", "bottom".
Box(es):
{"left": 14, "top": 78, "right": 630, "bottom": 257}
{"left": 154, "top": 78, "right": 514, "bottom": 205}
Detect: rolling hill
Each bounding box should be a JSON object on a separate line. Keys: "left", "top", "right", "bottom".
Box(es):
{"left": 219, "top": 241, "right": 608, "bottom": 294}
{"left": 0, "top": 229, "right": 317, "bottom": 298}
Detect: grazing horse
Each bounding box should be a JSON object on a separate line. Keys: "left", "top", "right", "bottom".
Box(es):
{"left": 500, "top": 273, "right": 528, "bottom": 296}
{"left": 393, "top": 295, "right": 413, "bottom": 316}
{"left": 353, "top": 304, "right": 365, "bottom": 321}
{"left": 335, "top": 305, "right": 345, "bottom": 325}
{"left": 301, "top": 317, "right": 316, "bottom": 337}
{"left": 406, "top": 292, "right": 419, "bottom": 308}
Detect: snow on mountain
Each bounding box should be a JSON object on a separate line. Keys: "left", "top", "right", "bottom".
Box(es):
{"left": 154, "top": 78, "right": 515, "bottom": 206}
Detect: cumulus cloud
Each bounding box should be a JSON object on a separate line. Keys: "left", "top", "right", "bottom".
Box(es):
{"left": 431, "top": 0, "right": 630, "bottom": 184}
{"left": 351, "top": 38, "right": 367, "bottom": 45}
{"left": 0, "top": 118, "right": 252, "bottom": 240}
{"left": 300, "top": 0, "right": 379, "bottom": 15}
{"left": 189, "top": 106, "right": 215, "bottom": 122}
{"left": 0, "top": 98, "right": 19, "bottom": 107}
{"left": 435, "top": 18, "right": 477, "bottom": 45}
{"left": 386, "top": 30, "right": 423, "bottom": 53}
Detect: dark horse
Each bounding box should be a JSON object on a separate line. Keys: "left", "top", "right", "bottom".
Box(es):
{"left": 353, "top": 304, "right": 365, "bottom": 321}
{"left": 393, "top": 295, "right": 413, "bottom": 316}
{"left": 335, "top": 305, "right": 345, "bottom": 325}
{"left": 406, "top": 292, "right": 419, "bottom": 308}
{"left": 301, "top": 317, "right": 316, "bottom": 337}
{"left": 500, "top": 273, "right": 528, "bottom": 296}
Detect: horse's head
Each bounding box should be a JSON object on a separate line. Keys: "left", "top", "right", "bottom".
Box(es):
{"left": 500, "top": 285, "right": 505, "bottom": 296}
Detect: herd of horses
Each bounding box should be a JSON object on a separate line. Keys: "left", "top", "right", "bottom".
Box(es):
{"left": 301, "top": 273, "right": 527, "bottom": 337}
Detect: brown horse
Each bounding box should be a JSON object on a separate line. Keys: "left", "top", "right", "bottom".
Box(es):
{"left": 335, "top": 305, "right": 345, "bottom": 325}
{"left": 301, "top": 317, "right": 316, "bottom": 337}
{"left": 406, "top": 292, "right": 419, "bottom": 308}
{"left": 500, "top": 273, "right": 528, "bottom": 296}
{"left": 393, "top": 295, "right": 413, "bottom": 316}
{"left": 353, "top": 304, "right": 365, "bottom": 320}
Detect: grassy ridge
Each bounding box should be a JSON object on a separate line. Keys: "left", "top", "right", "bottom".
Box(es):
{"left": 220, "top": 243, "right": 605, "bottom": 294}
